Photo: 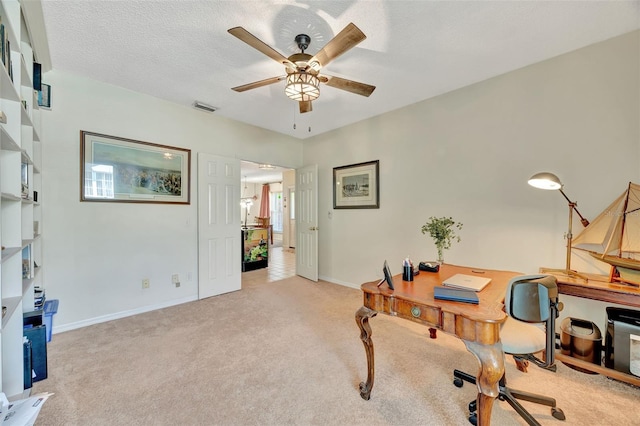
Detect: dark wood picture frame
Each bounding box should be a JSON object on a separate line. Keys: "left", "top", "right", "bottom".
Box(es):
{"left": 80, "top": 131, "right": 191, "bottom": 204}
{"left": 333, "top": 160, "right": 380, "bottom": 209}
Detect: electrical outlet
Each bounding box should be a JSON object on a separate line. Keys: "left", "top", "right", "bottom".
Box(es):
{"left": 142, "top": 278, "right": 150, "bottom": 289}
{"left": 172, "top": 274, "right": 180, "bottom": 287}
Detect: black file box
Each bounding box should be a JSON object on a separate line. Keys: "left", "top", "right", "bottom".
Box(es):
{"left": 23, "top": 325, "right": 48, "bottom": 383}
{"left": 23, "top": 340, "right": 32, "bottom": 389}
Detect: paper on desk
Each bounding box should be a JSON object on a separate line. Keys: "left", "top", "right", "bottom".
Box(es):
{"left": 0, "top": 392, "right": 53, "bottom": 426}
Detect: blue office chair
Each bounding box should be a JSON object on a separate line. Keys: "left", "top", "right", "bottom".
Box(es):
{"left": 453, "top": 274, "right": 566, "bottom": 426}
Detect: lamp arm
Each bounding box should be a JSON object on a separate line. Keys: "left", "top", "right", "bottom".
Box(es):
{"left": 559, "top": 188, "right": 590, "bottom": 227}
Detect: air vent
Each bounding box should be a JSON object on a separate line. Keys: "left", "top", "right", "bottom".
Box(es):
{"left": 192, "top": 101, "right": 218, "bottom": 113}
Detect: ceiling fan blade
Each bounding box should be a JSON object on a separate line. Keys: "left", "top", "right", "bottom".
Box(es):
{"left": 299, "top": 101, "right": 312, "bottom": 113}
{"left": 232, "top": 76, "right": 286, "bottom": 92}
{"left": 322, "top": 75, "right": 376, "bottom": 97}
{"left": 228, "top": 27, "right": 294, "bottom": 67}
{"left": 310, "top": 22, "right": 366, "bottom": 68}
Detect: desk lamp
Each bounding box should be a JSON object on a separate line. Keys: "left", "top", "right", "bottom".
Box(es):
{"left": 528, "top": 172, "right": 590, "bottom": 281}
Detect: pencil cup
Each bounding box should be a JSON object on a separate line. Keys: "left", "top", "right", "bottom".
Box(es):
{"left": 403, "top": 265, "right": 413, "bottom": 281}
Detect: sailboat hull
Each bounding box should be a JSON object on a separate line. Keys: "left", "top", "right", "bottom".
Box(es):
{"left": 587, "top": 252, "right": 640, "bottom": 285}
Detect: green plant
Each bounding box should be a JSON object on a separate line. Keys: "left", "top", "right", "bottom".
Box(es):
{"left": 421, "top": 216, "right": 463, "bottom": 263}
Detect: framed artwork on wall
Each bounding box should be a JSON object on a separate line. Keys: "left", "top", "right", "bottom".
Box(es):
{"left": 333, "top": 160, "right": 379, "bottom": 209}
{"left": 80, "top": 131, "right": 191, "bottom": 204}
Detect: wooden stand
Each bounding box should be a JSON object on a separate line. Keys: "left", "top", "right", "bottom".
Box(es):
{"left": 547, "top": 270, "right": 640, "bottom": 386}
{"left": 555, "top": 353, "right": 640, "bottom": 387}
{"left": 609, "top": 265, "right": 640, "bottom": 287}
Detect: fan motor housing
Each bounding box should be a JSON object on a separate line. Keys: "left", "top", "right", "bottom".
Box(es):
{"left": 287, "top": 53, "right": 316, "bottom": 70}
{"left": 295, "top": 34, "right": 311, "bottom": 52}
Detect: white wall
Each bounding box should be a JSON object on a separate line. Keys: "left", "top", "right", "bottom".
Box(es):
{"left": 42, "top": 31, "right": 639, "bottom": 336}
{"left": 303, "top": 31, "right": 640, "bottom": 332}
{"left": 41, "top": 70, "right": 303, "bottom": 331}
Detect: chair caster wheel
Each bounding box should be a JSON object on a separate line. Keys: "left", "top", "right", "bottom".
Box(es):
{"left": 453, "top": 377, "right": 464, "bottom": 388}
{"left": 552, "top": 407, "right": 566, "bottom": 421}
{"left": 468, "top": 400, "right": 477, "bottom": 412}
{"left": 468, "top": 412, "right": 477, "bottom": 425}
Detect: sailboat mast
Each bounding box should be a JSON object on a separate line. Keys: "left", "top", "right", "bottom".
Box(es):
{"left": 617, "top": 182, "right": 632, "bottom": 258}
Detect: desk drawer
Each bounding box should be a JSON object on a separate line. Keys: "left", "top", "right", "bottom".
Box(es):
{"left": 394, "top": 299, "right": 440, "bottom": 326}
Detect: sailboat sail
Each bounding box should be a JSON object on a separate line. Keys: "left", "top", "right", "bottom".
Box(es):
{"left": 572, "top": 182, "right": 640, "bottom": 274}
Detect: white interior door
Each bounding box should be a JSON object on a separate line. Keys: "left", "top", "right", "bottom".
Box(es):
{"left": 296, "top": 165, "right": 318, "bottom": 281}
{"left": 198, "top": 153, "right": 241, "bottom": 298}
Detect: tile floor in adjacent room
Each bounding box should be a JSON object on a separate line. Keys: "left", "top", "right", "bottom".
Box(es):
{"left": 242, "top": 232, "right": 296, "bottom": 284}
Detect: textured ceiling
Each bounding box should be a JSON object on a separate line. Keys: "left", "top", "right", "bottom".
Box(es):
{"left": 40, "top": 1, "right": 640, "bottom": 141}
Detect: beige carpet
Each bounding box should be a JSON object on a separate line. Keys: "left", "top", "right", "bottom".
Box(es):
{"left": 33, "top": 276, "right": 638, "bottom": 425}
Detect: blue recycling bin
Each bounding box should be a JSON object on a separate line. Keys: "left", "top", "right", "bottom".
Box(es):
{"left": 43, "top": 300, "right": 59, "bottom": 342}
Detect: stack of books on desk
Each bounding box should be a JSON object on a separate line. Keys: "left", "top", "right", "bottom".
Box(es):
{"left": 433, "top": 286, "right": 479, "bottom": 304}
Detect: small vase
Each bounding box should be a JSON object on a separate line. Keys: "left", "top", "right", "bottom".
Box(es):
{"left": 437, "top": 248, "right": 444, "bottom": 265}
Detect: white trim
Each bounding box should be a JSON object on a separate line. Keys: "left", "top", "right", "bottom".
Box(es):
{"left": 51, "top": 295, "right": 198, "bottom": 335}
{"left": 318, "top": 275, "right": 360, "bottom": 290}
{"left": 22, "top": 0, "right": 52, "bottom": 71}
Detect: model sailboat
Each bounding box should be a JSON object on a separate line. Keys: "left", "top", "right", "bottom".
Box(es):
{"left": 572, "top": 182, "right": 640, "bottom": 285}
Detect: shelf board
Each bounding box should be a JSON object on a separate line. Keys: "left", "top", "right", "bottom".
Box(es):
{"left": 21, "top": 239, "right": 35, "bottom": 249}
{"left": 0, "top": 63, "right": 19, "bottom": 102}
{"left": 20, "top": 54, "right": 32, "bottom": 89}
{"left": 1, "top": 247, "right": 20, "bottom": 263}
{"left": 1, "top": 296, "right": 21, "bottom": 330}
{"left": 0, "top": 126, "right": 20, "bottom": 151}
{"left": 555, "top": 353, "right": 640, "bottom": 387}
{"left": 20, "top": 104, "right": 33, "bottom": 127}
{"left": 22, "top": 277, "right": 34, "bottom": 296}
{"left": 1, "top": 192, "right": 22, "bottom": 202}
{"left": 21, "top": 150, "right": 33, "bottom": 165}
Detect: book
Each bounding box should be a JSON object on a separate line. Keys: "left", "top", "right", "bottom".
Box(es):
{"left": 433, "top": 285, "right": 479, "bottom": 304}
{"left": 33, "top": 62, "right": 41, "bottom": 91}
{"left": 1, "top": 22, "right": 5, "bottom": 67}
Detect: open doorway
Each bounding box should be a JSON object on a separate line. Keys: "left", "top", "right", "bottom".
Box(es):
{"left": 240, "top": 161, "right": 295, "bottom": 281}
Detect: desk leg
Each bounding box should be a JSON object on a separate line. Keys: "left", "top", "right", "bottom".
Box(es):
{"left": 355, "top": 306, "right": 377, "bottom": 400}
{"left": 463, "top": 340, "right": 504, "bottom": 426}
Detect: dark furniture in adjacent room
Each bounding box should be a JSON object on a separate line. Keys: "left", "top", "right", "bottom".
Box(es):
{"left": 241, "top": 227, "right": 269, "bottom": 272}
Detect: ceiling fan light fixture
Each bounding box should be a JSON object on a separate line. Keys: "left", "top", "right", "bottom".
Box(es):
{"left": 285, "top": 72, "right": 320, "bottom": 102}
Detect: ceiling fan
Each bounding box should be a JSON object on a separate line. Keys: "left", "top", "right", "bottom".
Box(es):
{"left": 228, "top": 22, "right": 376, "bottom": 113}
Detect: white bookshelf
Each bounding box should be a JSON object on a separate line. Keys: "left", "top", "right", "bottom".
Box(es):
{"left": 0, "top": 0, "right": 44, "bottom": 398}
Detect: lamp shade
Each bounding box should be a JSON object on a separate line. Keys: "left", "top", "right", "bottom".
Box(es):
{"left": 528, "top": 172, "right": 562, "bottom": 190}
{"left": 285, "top": 72, "right": 320, "bottom": 101}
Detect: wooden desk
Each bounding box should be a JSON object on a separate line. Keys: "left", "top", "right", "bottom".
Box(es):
{"left": 548, "top": 272, "right": 640, "bottom": 386}
{"left": 356, "top": 264, "right": 520, "bottom": 426}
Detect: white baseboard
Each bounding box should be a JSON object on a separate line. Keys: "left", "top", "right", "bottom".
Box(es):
{"left": 52, "top": 278, "right": 360, "bottom": 336}
{"left": 51, "top": 295, "right": 198, "bottom": 335}
{"left": 318, "top": 275, "right": 360, "bottom": 290}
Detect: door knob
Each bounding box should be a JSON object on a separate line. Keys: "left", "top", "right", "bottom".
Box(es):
{"left": 309, "top": 226, "right": 319, "bottom": 231}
